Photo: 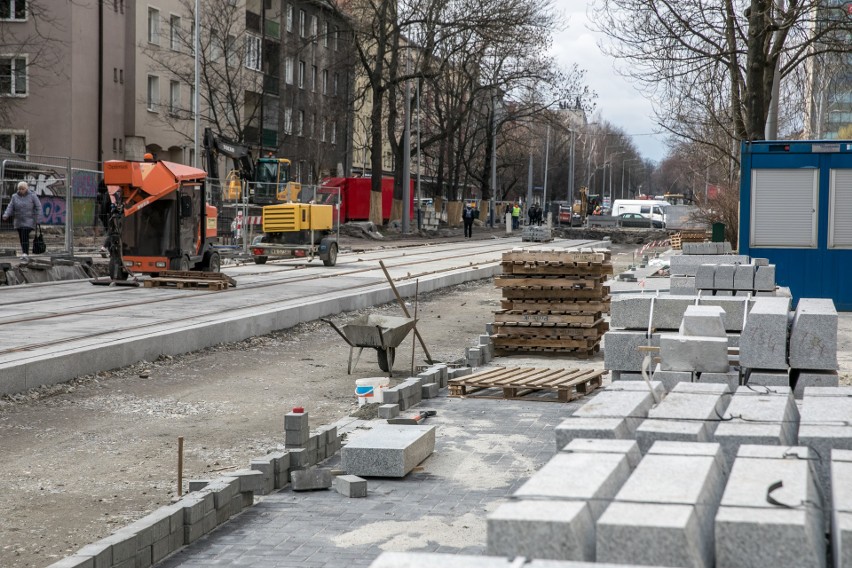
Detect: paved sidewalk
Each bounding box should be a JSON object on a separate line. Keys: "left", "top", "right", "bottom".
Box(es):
{"left": 158, "top": 393, "right": 580, "bottom": 567}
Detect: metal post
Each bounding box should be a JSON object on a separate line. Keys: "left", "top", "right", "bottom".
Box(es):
{"left": 568, "top": 129, "right": 575, "bottom": 206}
{"left": 490, "top": 96, "right": 497, "bottom": 227}
{"left": 416, "top": 80, "right": 422, "bottom": 230}
{"left": 66, "top": 157, "right": 73, "bottom": 254}
{"left": 621, "top": 160, "right": 625, "bottom": 200}
{"left": 402, "top": 69, "right": 411, "bottom": 234}
{"left": 542, "top": 125, "right": 550, "bottom": 209}
{"left": 193, "top": 0, "right": 200, "bottom": 167}
{"left": 526, "top": 152, "right": 533, "bottom": 211}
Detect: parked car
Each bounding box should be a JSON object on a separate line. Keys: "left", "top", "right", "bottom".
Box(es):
{"left": 618, "top": 212, "right": 665, "bottom": 229}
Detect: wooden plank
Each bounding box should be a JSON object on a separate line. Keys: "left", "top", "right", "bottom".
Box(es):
{"left": 502, "top": 249, "right": 611, "bottom": 263}
{"left": 492, "top": 336, "right": 598, "bottom": 349}
{"left": 494, "top": 311, "right": 601, "bottom": 325}
{"left": 158, "top": 270, "right": 237, "bottom": 287}
{"left": 492, "top": 326, "right": 606, "bottom": 339}
{"left": 500, "top": 300, "right": 611, "bottom": 313}
{"left": 494, "top": 277, "right": 605, "bottom": 290}
{"left": 501, "top": 262, "right": 613, "bottom": 277}
{"left": 501, "top": 287, "right": 610, "bottom": 300}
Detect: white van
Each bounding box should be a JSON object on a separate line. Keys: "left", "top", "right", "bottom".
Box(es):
{"left": 611, "top": 199, "right": 669, "bottom": 224}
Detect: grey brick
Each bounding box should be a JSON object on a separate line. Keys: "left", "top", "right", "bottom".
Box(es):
{"left": 333, "top": 474, "right": 367, "bottom": 498}
{"left": 291, "top": 467, "right": 333, "bottom": 491}
{"left": 43, "top": 557, "right": 95, "bottom": 568}
{"left": 248, "top": 458, "right": 275, "bottom": 495}
{"left": 284, "top": 410, "right": 309, "bottom": 431}
{"left": 230, "top": 469, "right": 265, "bottom": 494}
{"left": 421, "top": 382, "right": 439, "bottom": 399}
{"left": 285, "top": 427, "right": 310, "bottom": 447}
{"left": 378, "top": 404, "right": 400, "bottom": 419}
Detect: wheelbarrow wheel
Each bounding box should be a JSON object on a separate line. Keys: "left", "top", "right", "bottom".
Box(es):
{"left": 376, "top": 347, "right": 395, "bottom": 373}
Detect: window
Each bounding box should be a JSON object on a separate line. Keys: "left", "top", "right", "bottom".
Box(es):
{"left": 0, "top": 56, "right": 27, "bottom": 95}
{"left": 750, "top": 169, "right": 818, "bottom": 248}
{"left": 298, "top": 60, "right": 305, "bottom": 89}
{"left": 147, "top": 75, "right": 159, "bottom": 111}
{"left": 112, "top": 138, "right": 117, "bottom": 153}
{"left": 331, "top": 121, "right": 336, "bottom": 144}
{"left": 226, "top": 34, "right": 237, "bottom": 66}
{"left": 321, "top": 119, "right": 326, "bottom": 142}
{"left": 284, "top": 108, "right": 292, "bottom": 134}
{"left": 830, "top": 169, "right": 852, "bottom": 248}
{"left": 245, "top": 34, "right": 261, "bottom": 71}
{"left": 334, "top": 26, "right": 339, "bottom": 50}
{"left": 311, "top": 65, "right": 317, "bottom": 92}
{"left": 297, "top": 110, "right": 304, "bottom": 136}
{"left": 211, "top": 30, "right": 222, "bottom": 60}
{"left": 310, "top": 15, "right": 317, "bottom": 42}
{"left": 190, "top": 20, "right": 196, "bottom": 56}
{"left": 169, "top": 80, "right": 180, "bottom": 115}
{"left": 322, "top": 69, "right": 328, "bottom": 94}
{"left": 118, "top": 138, "right": 122, "bottom": 153}
{"left": 284, "top": 57, "right": 293, "bottom": 84}
{"left": 0, "top": 131, "right": 26, "bottom": 156}
{"left": 310, "top": 113, "right": 315, "bottom": 137}
{"left": 119, "top": 69, "right": 124, "bottom": 84}
{"left": 190, "top": 86, "right": 196, "bottom": 117}
{"left": 333, "top": 72, "right": 338, "bottom": 95}
{"left": 299, "top": 10, "right": 306, "bottom": 37}
{"left": 113, "top": 0, "right": 118, "bottom": 12}
{"left": 323, "top": 21, "right": 329, "bottom": 47}
{"left": 120, "top": 0, "right": 124, "bottom": 14}
{"left": 147, "top": 7, "right": 160, "bottom": 45}
{"left": 170, "top": 15, "right": 181, "bottom": 51}
{"left": 113, "top": 68, "right": 118, "bottom": 83}
{"left": 286, "top": 4, "right": 293, "bottom": 32}
{"left": 0, "top": 0, "right": 26, "bottom": 20}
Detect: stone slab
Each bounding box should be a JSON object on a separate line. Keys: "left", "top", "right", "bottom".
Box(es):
{"left": 739, "top": 297, "right": 791, "bottom": 370}
{"left": 603, "top": 330, "right": 660, "bottom": 371}
{"left": 695, "top": 263, "right": 716, "bottom": 290}
{"left": 713, "top": 264, "right": 736, "bottom": 290}
{"left": 660, "top": 334, "right": 729, "bottom": 372}
{"left": 513, "top": 451, "right": 635, "bottom": 520}
{"left": 745, "top": 369, "right": 790, "bottom": 387}
{"left": 699, "top": 297, "right": 750, "bottom": 332}
{"left": 635, "top": 384, "right": 731, "bottom": 453}
{"left": 754, "top": 264, "right": 776, "bottom": 291}
{"left": 571, "top": 386, "right": 661, "bottom": 438}
{"left": 670, "top": 275, "right": 696, "bottom": 295}
{"left": 651, "top": 364, "right": 693, "bottom": 392}
{"left": 679, "top": 305, "right": 726, "bottom": 337}
{"left": 832, "top": 450, "right": 852, "bottom": 568}
{"left": 697, "top": 370, "right": 740, "bottom": 391}
{"left": 561, "top": 438, "right": 642, "bottom": 468}
{"left": 733, "top": 264, "right": 756, "bottom": 290}
{"left": 333, "top": 474, "right": 367, "bottom": 498}
{"left": 715, "top": 445, "right": 825, "bottom": 568}
{"left": 789, "top": 298, "right": 838, "bottom": 371}
{"left": 342, "top": 424, "right": 435, "bottom": 477}
{"left": 793, "top": 370, "right": 839, "bottom": 399}
{"left": 798, "top": 386, "right": 852, "bottom": 523}
{"left": 714, "top": 386, "right": 799, "bottom": 467}
{"left": 669, "top": 254, "right": 749, "bottom": 277}
{"left": 290, "top": 467, "right": 333, "bottom": 491}
{"left": 368, "top": 551, "right": 672, "bottom": 567}
{"left": 554, "top": 417, "right": 632, "bottom": 449}
{"left": 487, "top": 500, "right": 595, "bottom": 561}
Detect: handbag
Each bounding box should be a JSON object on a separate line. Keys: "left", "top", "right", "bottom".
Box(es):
{"left": 32, "top": 225, "right": 46, "bottom": 255}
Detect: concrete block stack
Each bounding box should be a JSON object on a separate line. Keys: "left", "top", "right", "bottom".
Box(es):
{"left": 521, "top": 224, "right": 553, "bottom": 242}
{"left": 284, "top": 409, "right": 342, "bottom": 472}
{"left": 715, "top": 446, "right": 825, "bottom": 568}
{"left": 487, "top": 438, "right": 641, "bottom": 561}
{"left": 342, "top": 423, "right": 436, "bottom": 477}
{"left": 681, "top": 241, "right": 733, "bottom": 254}
{"left": 419, "top": 205, "right": 440, "bottom": 230}
{"left": 492, "top": 248, "right": 612, "bottom": 357}
{"left": 380, "top": 377, "right": 423, "bottom": 410}
{"left": 668, "top": 253, "right": 749, "bottom": 296}
{"left": 694, "top": 260, "right": 777, "bottom": 296}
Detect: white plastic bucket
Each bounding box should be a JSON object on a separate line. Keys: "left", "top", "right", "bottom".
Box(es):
{"left": 355, "top": 377, "right": 390, "bottom": 406}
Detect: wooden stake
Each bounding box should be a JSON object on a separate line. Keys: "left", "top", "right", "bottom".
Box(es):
{"left": 411, "top": 279, "right": 419, "bottom": 375}
{"left": 177, "top": 436, "right": 184, "bottom": 497}
{"left": 378, "top": 260, "right": 433, "bottom": 363}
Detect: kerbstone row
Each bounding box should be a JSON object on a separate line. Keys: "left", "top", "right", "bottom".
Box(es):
{"left": 369, "top": 551, "right": 672, "bottom": 567}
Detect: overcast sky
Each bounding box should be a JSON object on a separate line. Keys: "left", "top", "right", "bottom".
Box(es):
{"left": 550, "top": 2, "right": 668, "bottom": 163}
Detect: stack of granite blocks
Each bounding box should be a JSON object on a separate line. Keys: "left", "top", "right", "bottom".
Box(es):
{"left": 668, "top": 253, "right": 749, "bottom": 296}
{"left": 596, "top": 441, "right": 729, "bottom": 568}
{"left": 607, "top": 294, "right": 749, "bottom": 387}
{"left": 715, "top": 446, "right": 826, "bottom": 568}
{"left": 284, "top": 410, "right": 341, "bottom": 474}
{"left": 694, "top": 258, "right": 777, "bottom": 296}
{"left": 634, "top": 382, "right": 732, "bottom": 453}
{"left": 788, "top": 298, "right": 839, "bottom": 398}
{"left": 486, "top": 438, "right": 641, "bottom": 561}
{"left": 658, "top": 305, "right": 734, "bottom": 387}
{"left": 553, "top": 382, "right": 665, "bottom": 448}
{"left": 521, "top": 224, "right": 553, "bottom": 242}
{"left": 681, "top": 241, "right": 733, "bottom": 254}
{"left": 832, "top": 450, "right": 852, "bottom": 568}
{"left": 798, "top": 386, "right": 852, "bottom": 526}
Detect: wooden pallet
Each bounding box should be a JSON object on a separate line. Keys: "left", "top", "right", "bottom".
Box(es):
{"left": 500, "top": 299, "right": 611, "bottom": 313}
{"left": 492, "top": 322, "right": 609, "bottom": 339}
{"left": 502, "top": 249, "right": 611, "bottom": 263}
{"left": 501, "top": 287, "right": 610, "bottom": 301}
{"left": 157, "top": 270, "right": 237, "bottom": 287}
{"left": 448, "top": 366, "right": 604, "bottom": 402}
{"left": 143, "top": 277, "right": 229, "bottom": 290}
{"left": 495, "top": 276, "right": 607, "bottom": 290}
{"left": 493, "top": 344, "right": 601, "bottom": 358}
{"left": 494, "top": 310, "right": 603, "bottom": 325}
{"left": 501, "top": 260, "right": 614, "bottom": 277}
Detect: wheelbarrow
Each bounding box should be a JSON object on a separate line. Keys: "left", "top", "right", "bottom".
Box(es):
{"left": 322, "top": 315, "right": 417, "bottom": 377}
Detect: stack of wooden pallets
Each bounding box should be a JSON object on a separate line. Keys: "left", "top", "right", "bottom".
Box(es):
{"left": 670, "top": 229, "right": 707, "bottom": 250}
{"left": 492, "top": 248, "right": 612, "bottom": 357}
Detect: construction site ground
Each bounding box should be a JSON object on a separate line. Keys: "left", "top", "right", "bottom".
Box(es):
{"left": 2, "top": 230, "right": 851, "bottom": 568}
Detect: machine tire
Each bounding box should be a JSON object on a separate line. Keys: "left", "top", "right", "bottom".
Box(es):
{"left": 322, "top": 242, "right": 338, "bottom": 267}
{"left": 109, "top": 256, "right": 128, "bottom": 281}
{"left": 376, "top": 347, "right": 395, "bottom": 373}
{"left": 254, "top": 256, "right": 268, "bottom": 265}
{"left": 204, "top": 252, "right": 221, "bottom": 273}
{"left": 171, "top": 256, "right": 190, "bottom": 271}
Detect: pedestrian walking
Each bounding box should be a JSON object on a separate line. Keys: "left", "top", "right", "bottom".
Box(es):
{"left": 2, "top": 181, "right": 42, "bottom": 261}
{"left": 462, "top": 202, "right": 476, "bottom": 238}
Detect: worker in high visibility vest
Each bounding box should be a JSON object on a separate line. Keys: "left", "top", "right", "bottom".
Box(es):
{"left": 511, "top": 203, "right": 520, "bottom": 230}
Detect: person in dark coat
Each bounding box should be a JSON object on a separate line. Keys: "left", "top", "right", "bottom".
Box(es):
{"left": 462, "top": 202, "right": 476, "bottom": 238}
{"left": 2, "top": 181, "right": 42, "bottom": 261}
{"left": 96, "top": 180, "right": 112, "bottom": 253}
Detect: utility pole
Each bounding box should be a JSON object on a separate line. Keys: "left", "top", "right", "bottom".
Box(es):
{"left": 193, "top": 0, "right": 200, "bottom": 167}
{"left": 542, "top": 125, "right": 551, "bottom": 206}
{"left": 568, "top": 129, "right": 576, "bottom": 206}
{"left": 402, "top": 64, "right": 411, "bottom": 234}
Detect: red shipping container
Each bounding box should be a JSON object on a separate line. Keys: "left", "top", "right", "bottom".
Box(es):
{"left": 318, "top": 177, "right": 415, "bottom": 223}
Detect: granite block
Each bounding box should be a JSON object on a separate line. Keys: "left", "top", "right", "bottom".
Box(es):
{"left": 715, "top": 445, "right": 825, "bottom": 568}
{"left": 714, "top": 386, "right": 799, "bottom": 467}
{"left": 745, "top": 369, "right": 790, "bottom": 387}
{"left": 832, "top": 450, "right": 852, "bottom": 568}
{"left": 284, "top": 411, "right": 309, "bottom": 432}
{"left": 733, "top": 264, "right": 756, "bottom": 290}
{"left": 669, "top": 254, "right": 748, "bottom": 276}
{"left": 651, "top": 364, "right": 693, "bottom": 392}
{"left": 554, "top": 417, "right": 632, "bottom": 450}
{"left": 342, "top": 424, "right": 435, "bottom": 477}
{"left": 513, "top": 451, "right": 635, "bottom": 520}
{"left": 561, "top": 438, "right": 642, "bottom": 468}
{"left": 754, "top": 264, "right": 776, "bottom": 291}
{"left": 635, "top": 385, "right": 731, "bottom": 453}
{"left": 713, "top": 264, "right": 736, "bottom": 290}
{"left": 603, "top": 330, "right": 660, "bottom": 371}
{"left": 670, "top": 275, "right": 696, "bottom": 295}
{"left": 290, "top": 467, "right": 332, "bottom": 491}
{"left": 571, "top": 386, "right": 660, "bottom": 437}
{"left": 697, "top": 370, "right": 740, "bottom": 391}
{"left": 695, "top": 263, "right": 716, "bottom": 290}
{"left": 789, "top": 298, "right": 838, "bottom": 371}
{"left": 793, "top": 370, "right": 839, "bottom": 399}
{"left": 610, "top": 296, "right": 696, "bottom": 331}
{"left": 487, "top": 500, "right": 595, "bottom": 561}
{"left": 739, "top": 297, "right": 790, "bottom": 370}
{"left": 378, "top": 404, "right": 400, "bottom": 419}
{"left": 421, "top": 382, "right": 439, "bottom": 399}
{"left": 679, "top": 305, "right": 726, "bottom": 337}
{"left": 660, "top": 334, "right": 729, "bottom": 372}
{"left": 610, "top": 370, "right": 645, "bottom": 381}
{"left": 333, "top": 474, "right": 367, "bottom": 497}
{"left": 699, "top": 297, "right": 750, "bottom": 332}
{"left": 798, "top": 386, "right": 852, "bottom": 525}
